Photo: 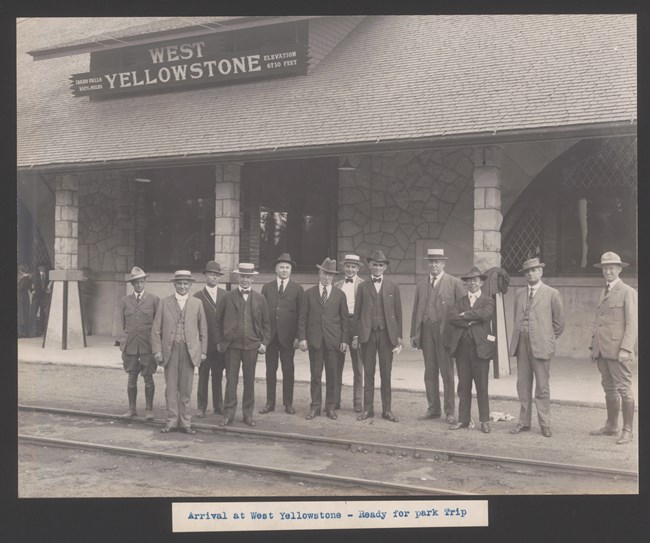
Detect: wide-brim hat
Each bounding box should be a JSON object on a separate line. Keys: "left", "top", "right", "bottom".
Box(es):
{"left": 271, "top": 253, "right": 297, "bottom": 268}
{"left": 231, "top": 263, "right": 259, "bottom": 275}
{"left": 316, "top": 258, "right": 340, "bottom": 274}
{"left": 203, "top": 261, "right": 224, "bottom": 275}
{"left": 519, "top": 257, "right": 545, "bottom": 273}
{"left": 170, "top": 270, "right": 195, "bottom": 282}
{"left": 342, "top": 254, "right": 362, "bottom": 266}
{"left": 367, "top": 250, "right": 390, "bottom": 264}
{"left": 126, "top": 266, "right": 149, "bottom": 282}
{"left": 460, "top": 267, "right": 488, "bottom": 281}
{"left": 593, "top": 251, "right": 629, "bottom": 268}
{"left": 423, "top": 248, "right": 448, "bottom": 260}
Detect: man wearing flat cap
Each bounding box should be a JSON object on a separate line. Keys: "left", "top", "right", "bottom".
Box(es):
{"left": 590, "top": 252, "right": 637, "bottom": 445}
{"left": 151, "top": 270, "right": 208, "bottom": 434}
{"left": 298, "top": 258, "right": 350, "bottom": 420}
{"left": 353, "top": 250, "right": 403, "bottom": 422}
{"left": 334, "top": 254, "right": 365, "bottom": 412}
{"left": 410, "top": 248, "right": 465, "bottom": 424}
{"left": 445, "top": 268, "right": 496, "bottom": 433}
{"left": 194, "top": 261, "right": 227, "bottom": 418}
{"left": 217, "top": 263, "right": 271, "bottom": 427}
{"left": 260, "top": 253, "right": 304, "bottom": 415}
{"left": 118, "top": 267, "right": 159, "bottom": 420}
{"left": 509, "top": 258, "right": 565, "bottom": 438}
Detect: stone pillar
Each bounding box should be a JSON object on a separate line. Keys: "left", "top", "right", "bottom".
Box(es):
{"left": 45, "top": 174, "right": 86, "bottom": 349}
{"left": 471, "top": 146, "right": 503, "bottom": 270}
{"left": 214, "top": 163, "right": 241, "bottom": 274}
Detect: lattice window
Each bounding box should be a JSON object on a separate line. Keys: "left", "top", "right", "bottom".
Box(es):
{"left": 502, "top": 199, "right": 542, "bottom": 271}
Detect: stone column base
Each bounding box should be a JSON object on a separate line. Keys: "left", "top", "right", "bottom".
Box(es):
{"left": 44, "top": 270, "right": 87, "bottom": 350}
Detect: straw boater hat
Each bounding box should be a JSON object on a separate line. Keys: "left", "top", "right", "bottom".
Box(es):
{"left": 342, "top": 254, "right": 362, "bottom": 266}
{"left": 271, "top": 253, "right": 297, "bottom": 268}
{"left": 203, "top": 261, "right": 224, "bottom": 275}
{"left": 519, "top": 257, "right": 545, "bottom": 273}
{"left": 316, "top": 258, "right": 339, "bottom": 274}
{"left": 231, "top": 263, "right": 259, "bottom": 275}
{"left": 367, "top": 249, "right": 390, "bottom": 264}
{"left": 170, "top": 270, "right": 195, "bottom": 282}
{"left": 423, "top": 248, "right": 448, "bottom": 260}
{"left": 126, "top": 266, "right": 149, "bottom": 282}
{"left": 460, "top": 267, "right": 487, "bottom": 281}
{"left": 593, "top": 251, "right": 629, "bottom": 268}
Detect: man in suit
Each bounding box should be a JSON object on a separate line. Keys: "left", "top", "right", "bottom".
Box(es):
{"left": 118, "top": 267, "right": 160, "bottom": 420}
{"left": 217, "top": 263, "right": 271, "bottom": 427}
{"left": 334, "top": 254, "right": 365, "bottom": 412}
{"left": 509, "top": 258, "right": 565, "bottom": 438}
{"left": 353, "top": 250, "right": 403, "bottom": 422}
{"left": 298, "top": 258, "right": 350, "bottom": 420}
{"left": 260, "top": 253, "right": 304, "bottom": 415}
{"left": 194, "top": 261, "right": 227, "bottom": 418}
{"left": 589, "top": 252, "right": 638, "bottom": 445}
{"left": 410, "top": 248, "right": 465, "bottom": 424}
{"left": 445, "top": 268, "right": 496, "bottom": 433}
{"left": 151, "top": 270, "right": 208, "bottom": 434}
{"left": 30, "top": 264, "right": 52, "bottom": 337}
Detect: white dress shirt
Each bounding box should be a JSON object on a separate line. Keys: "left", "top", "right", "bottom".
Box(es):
{"left": 175, "top": 293, "right": 189, "bottom": 310}
{"left": 340, "top": 276, "right": 356, "bottom": 314}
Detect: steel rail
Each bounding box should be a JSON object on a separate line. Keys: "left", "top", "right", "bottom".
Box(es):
{"left": 19, "top": 404, "right": 637, "bottom": 482}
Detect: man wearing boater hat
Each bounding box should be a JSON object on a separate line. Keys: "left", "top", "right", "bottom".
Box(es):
{"left": 217, "top": 263, "right": 271, "bottom": 427}
{"left": 118, "top": 267, "right": 159, "bottom": 420}
{"left": 298, "top": 258, "right": 350, "bottom": 420}
{"left": 151, "top": 271, "right": 208, "bottom": 434}
{"left": 353, "top": 250, "right": 403, "bottom": 422}
{"left": 590, "top": 252, "right": 637, "bottom": 445}
{"left": 410, "top": 248, "right": 465, "bottom": 424}
{"left": 260, "top": 253, "right": 304, "bottom": 415}
{"left": 194, "top": 261, "right": 227, "bottom": 418}
{"left": 334, "top": 254, "right": 365, "bottom": 412}
{"left": 509, "top": 257, "right": 565, "bottom": 438}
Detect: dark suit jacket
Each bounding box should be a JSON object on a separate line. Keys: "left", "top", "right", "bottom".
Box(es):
{"left": 445, "top": 293, "right": 496, "bottom": 360}
{"left": 31, "top": 270, "right": 51, "bottom": 302}
{"left": 298, "top": 285, "right": 350, "bottom": 350}
{"left": 591, "top": 280, "right": 638, "bottom": 359}
{"left": 193, "top": 287, "right": 226, "bottom": 353}
{"left": 354, "top": 277, "right": 403, "bottom": 347}
{"left": 217, "top": 289, "right": 271, "bottom": 352}
{"left": 410, "top": 272, "right": 465, "bottom": 344}
{"left": 261, "top": 278, "right": 304, "bottom": 347}
{"left": 119, "top": 292, "right": 160, "bottom": 355}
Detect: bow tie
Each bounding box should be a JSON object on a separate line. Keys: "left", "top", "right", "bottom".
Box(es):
{"left": 240, "top": 289, "right": 250, "bottom": 295}
{"left": 372, "top": 277, "right": 382, "bottom": 283}
{"left": 345, "top": 278, "right": 354, "bottom": 283}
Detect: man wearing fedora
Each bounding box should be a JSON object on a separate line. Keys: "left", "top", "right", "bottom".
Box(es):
{"left": 118, "top": 267, "right": 160, "bottom": 420}
{"left": 217, "top": 263, "right": 271, "bottom": 427}
{"left": 298, "top": 258, "right": 350, "bottom": 420}
{"left": 410, "top": 248, "right": 465, "bottom": 424}
{"left": 334, "top": 254, "right": 365, "bottom": 412}
{"left": 509, "top": 257, "right": 565, "bottom": 438}
{"left": 590, "top": 252, "right": 637, "bottom": 445}
{"left": 353, "top": 250, "right": 403, "bottom": 422}
{"left": 194, "top": 261, "right": 227, "bottom": 418}
{"left": 445, "top": 268, "right": 496, "bottom": 433}
{"left": 260, "top": 253, "right": 304, "bottom": 415}
{"left": 151, "top": 271, "right": 208, "bottom": 434}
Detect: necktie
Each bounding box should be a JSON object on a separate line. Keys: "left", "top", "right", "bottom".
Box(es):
{"left": 279, "top": 280, "right": 284, "bottom": 295}
{"left": 321, "top": 287, "right": 328, "bottom": 306}
{"left": 372, "top": 277, "right": 382, "bottom": 283}
{"left": 345, "top": 278, "right": 354, "bottom": 283}
{"left": 136, "top": 294, "right": 141, "bottom": 303}
{"left": 528, "top": 288, "right": 534, "bottom": 302}
{"left": 430, "top": 274, "right": 437, "bottom": 287}
{"left": 605, "top": 284, "right": 611, "bottom": 296}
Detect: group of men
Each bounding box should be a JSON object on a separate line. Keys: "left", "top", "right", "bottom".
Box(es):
{"left": 117, "top": 248, "right": 637, "bottom": 445}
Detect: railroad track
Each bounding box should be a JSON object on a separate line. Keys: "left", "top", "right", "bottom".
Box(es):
{"left": 18, "top": 404, "right": 636, "bottom": 485}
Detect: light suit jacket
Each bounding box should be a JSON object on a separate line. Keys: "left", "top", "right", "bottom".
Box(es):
{"left": 591, "top": 280, "right": 637, "bottom": 359}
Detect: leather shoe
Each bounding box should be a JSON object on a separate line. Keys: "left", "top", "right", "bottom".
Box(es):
{"left": 196, "top": 409, "right": 206, "bottom": 418}
{"left": 122, "top": 408, "right": 137, "bottom": 419}
{"left": 590, "top": 425, "right": 619, "bottom": 436}
{"left": 354, "top": 404, "right": 363, "bottom": 413}
{"left": 335, "top": 403, "right": 341, "bottom": 410}
{"left": 445, "top": 414, "right": 457, "bottom": 424}
{"left": 510, "top": 424, "right": 531, "bottom": 434}
{"left": 160, "top": 426, "right": 175, "bottom": 433}
{"left": 357, "top": 411, "right": 374, "bottom": 421}
{"left": 541, "top": 426, "right": 552, "bottom": 438}
{"left": 449, "top": 422, "right": 470, "bottom": 430}
{"left": 616, "top": 429, "right": 633, "bottom": 444}
{"left": 481, "top": 422, "right": 491, "bottom": 434}
{"left": 326, "top": 409, "right": 338, "bottom": 420}
{"left": 219, "top": 418, "right": 233, "bottom": 427}
{"left": 382, "top": 411, "right": 398, "bottom": 422}
{"left": 421, "top": 412, "right": 441, "bottom": 420}
{"left": 145, "top": 409, "right": 154, "bottom": 421}
{"left": 305, "top": 409, "right": 320, "bottom": 420}
{"left": 285, "top": 405, "right": 295, "bottom": 415}
{"left": 180, "top": 427, "right": 196, "bottom": 435}
{"left": 243, "top": 416, "right": 255, "bottom": 427}
{"left": 214, "top": 407, "right": 223, "bottom": 415}
{"left": 259, "top": 404, "right": 275, "bottom": 414}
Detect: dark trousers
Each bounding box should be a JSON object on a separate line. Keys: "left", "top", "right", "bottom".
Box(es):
{"left": 455, "top": 332, "right": 490, "bottom": 424}
{"left": 337, "top": 345, "right": 363, "bottom": 408}
{"left": 515, "top": 333, "right": 551, "bottom": 427}
{"left": 197, "top": 350, "right": 225, "bottom": 412}
{"left": 421, "top": 320, "right": 455, "bottom": 416}
{"left": 264, "top": 335, "right": 295, "bottom": 407}
{"left": 361, "top": 328, "right": 393, "bottom": 413}
{"left": 224, "top": 347, "right": 258, "bottom": 420}
{"left": 164, "top": 342, "right": 195, "bottom": 429}
{"left": 596, "top": 356, "right": 634, "bottom": 403}
{"left": 309, "top": 345, "right": 339, "bottom": 411}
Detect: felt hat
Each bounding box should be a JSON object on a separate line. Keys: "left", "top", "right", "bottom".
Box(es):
{"left": 519, "top": 257, "right": 545, "bottom": 273}
{"left": 316, "top": 258, "right": 339, "bottom": 274}
{"left": 460, "top": 267, "right": 488, "bottom": 281}
{"left": 126, "top": 266, "right": 149, "bottom": 282}
{"left": 203, "top": 261, "right": 224, "bottom": 275}
{"left": 593, "top": 251, "right": 629, "bottom": 268}
{"left": 271, "top": 253, "right": 297, "bottom": 268}
{"left": 367, "top": 249, "right": 390, "bottom": 264}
